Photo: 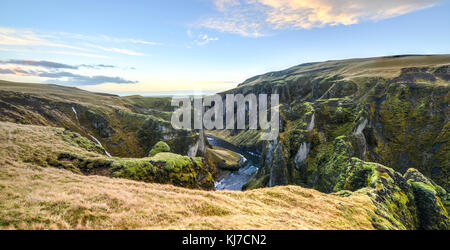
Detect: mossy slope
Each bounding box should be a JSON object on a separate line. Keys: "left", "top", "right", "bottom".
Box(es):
{"left": 0, "top": 122, "right": 214, "bottom": 190}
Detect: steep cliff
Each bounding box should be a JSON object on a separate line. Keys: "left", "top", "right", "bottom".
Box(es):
{"left": 220, "top": 55, "right": 449, "bottom": 191}
{"left": 216, "top": 55, "right": 450, "bottom": 229}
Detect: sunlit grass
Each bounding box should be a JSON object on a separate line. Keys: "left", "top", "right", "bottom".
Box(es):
{"left": 0, "top": 121, "right": 384, "bottom": 230}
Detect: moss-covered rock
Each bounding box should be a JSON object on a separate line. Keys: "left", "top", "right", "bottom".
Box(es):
{"left": 404, "top": 168, "right": 449, "bottom": 230}
{"left": 148, "top": 141, "right": 171, "bottom": 157}
{"left": 147, "top": 152, "right": 215, "bottom": 190}
{"left": 42, "top": 150, "right": 215, "bottom": 190}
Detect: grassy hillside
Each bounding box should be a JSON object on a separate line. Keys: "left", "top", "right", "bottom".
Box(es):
{"left": 0, "top": 122, "right": 387, "bottom": 230}
{"left": 0, "top": 163, "right": 382, "bottom": 230}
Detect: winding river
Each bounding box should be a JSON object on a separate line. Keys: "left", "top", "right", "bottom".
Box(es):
{"left": 206, "top": 135, "right": 259, "bottom": 191}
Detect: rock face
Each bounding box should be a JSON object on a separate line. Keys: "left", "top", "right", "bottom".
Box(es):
{"left": 218, "top": 55, "right": 450, "bottom": 229}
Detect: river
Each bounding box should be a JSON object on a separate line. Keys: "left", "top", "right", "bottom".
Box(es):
{"left": 206, "top": 135, "right": 259, "bottom": 191}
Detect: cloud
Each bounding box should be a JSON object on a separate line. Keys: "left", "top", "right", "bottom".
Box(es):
{"left": 200, "top": 17, "right": 267, "bottom": 37}
{"left": 0, "top": 59, "right": 77, "bottom": 69}
{"left": 199, "top": 0, "right": 439, "bottom": 37}
{"left": 0, "top": 59, "right": 117, "bottom": 70}
{"left": 57, "top": 32, "right": 162, "bottom": 46}
{"left": 199, "top": 1, "right": 269, "bottom": 37}
{"left": 195, "top": 34, "right": 219, "bottom": 46}
{"left": 0, "top": 68, "right": 15, "bottom": 74}
{"left": 0, "top": 66, "right": 39, "bottom": 76}
{"left": 79, "top": 64, "right": 116, "bottom": 69}
{"left": 0, "top": 27, "right": 148, "bottom": 57}
{"left": 0, "top": 27, "right": 92, "bottom": 51}
{"left": 43, "top": 73, "right": 137, "bottom": 85}
{"left": 0, "top": 64, "right": 136, "bottom": 85}
{"left": 214, "top": 0, "right": 241, "bottom": 11}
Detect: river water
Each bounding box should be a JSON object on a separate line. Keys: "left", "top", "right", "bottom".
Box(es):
{"left": 206, "top": 135, "right": 259, "bottom": 191}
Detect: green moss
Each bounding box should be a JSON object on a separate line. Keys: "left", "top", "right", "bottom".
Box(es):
{"left": 151, "top": 152, "right": 192, "bottom": 171}
{"left": 148, "top": 141, "right": 171, "bottom": 157}
{"left": 411, "top": 182, "right": 437, "bottom": 196}
{"left": 35, "top": 148, "right": 215, "bottom": 190}
{"left": 57, "top": 130, "right": 105, "bottom": 154}
{"left": 111, "top": 158, "right": 155, "bottom": 181}
{"left": 408, "top": 181, "right": 449, "bottom": 230}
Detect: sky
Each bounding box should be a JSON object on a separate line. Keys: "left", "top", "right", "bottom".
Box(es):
{"left": 0, "top": 0, "right": 449, "bottom": 96}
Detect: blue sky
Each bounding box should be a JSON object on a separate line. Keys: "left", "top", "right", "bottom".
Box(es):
{"left": 0, "top": 0, "right": 449, "bottom": 95}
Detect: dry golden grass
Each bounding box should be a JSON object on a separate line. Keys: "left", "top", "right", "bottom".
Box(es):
{"left": 0, "top": 162, "right": 380, "bottom": 230}
{"left": 0, "top": 121, "right": 387, "bottom": 230}
{"left": 0, "top": 121, "right": 102, "bottom": 167}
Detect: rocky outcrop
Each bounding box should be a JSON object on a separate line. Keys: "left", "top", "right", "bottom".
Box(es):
{"left": 46, "top": 150, "right": 215, "bottom": 190}
{"left": 112, "top": 152, "right": 215, "bottom": 190}
{"left": 148, "top": 141, "right": 171, "bottom": 157}
{"left": 404, "top": 169, "right": 449, "bottom": 230}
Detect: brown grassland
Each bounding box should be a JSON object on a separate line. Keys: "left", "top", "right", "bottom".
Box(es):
{"left": 0, "top": 121, "right": 384, "bottom": 230}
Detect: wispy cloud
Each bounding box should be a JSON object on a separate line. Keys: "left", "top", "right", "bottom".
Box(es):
{"left": 0, "top": 27, "right": 91, "bottom": 51}
{"left": 79, "top": 64, "right": 116, "bottom": 69}
{"left": 186, "top": 30, "right": 220, "bottom": 47}
{"left": 0, "top": 65, "right": 136, "bottom": 85}
{"left": 42, "top": 73, "right": 137, "bottom": 85}
{"left": 0, "top": 68, "right": 15, "bottom": 74}
{"left": 0, "top": 59, "right": 77, "bottom": 69}
{"left": 57, "top": 32, "right": 163, "bottom": 46}
{"left": 0, "top": 59, "right": 136, "bottom": 86}
{"left": 195, "top": 34, "right": 219, "bottom": 46}
{"left": 199, "top": 0, "right": 439, "bottom": 37}
{"left": 0, "top": 59, "right": 117, "bottom": 70}
{"left": 0, "top": 27, "right": 150, "bottom": 57}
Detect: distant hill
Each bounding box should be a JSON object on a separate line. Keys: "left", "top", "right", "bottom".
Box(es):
{"left": 0, "top": 80, "right": 197, "bottom": 158}
{"left": 238, "top": 54, "right": 450, "bottom": 87}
